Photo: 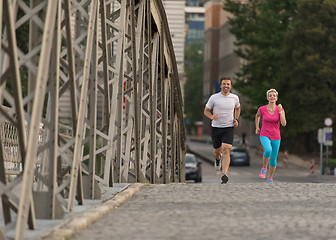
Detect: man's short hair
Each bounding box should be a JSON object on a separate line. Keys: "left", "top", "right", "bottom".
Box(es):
{"left": 219, "top": 76, "right": 232, "bottom": 84}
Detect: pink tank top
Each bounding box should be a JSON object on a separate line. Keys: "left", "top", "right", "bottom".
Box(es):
{"left": 259, "top": 105, "right": 281, "bottom": 140}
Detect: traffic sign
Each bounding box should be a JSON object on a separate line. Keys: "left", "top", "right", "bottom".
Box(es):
{"left": 323, "top": 127, "right": 333, "bottom": 146}
{"left": 326, "top": 132, "right": 332, "bottom": 141}
{"left": 324, "top": 117, "right": 333, "bottom": 127}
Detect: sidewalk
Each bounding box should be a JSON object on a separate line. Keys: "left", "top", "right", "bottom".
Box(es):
{"left": 71, "top": 182, "right": 336, "bottom": 240}
{"left": 3, "top": 138, "right": 335, "bottom": 239}
{"left": 3, "top": 183, "right": 144, "bottom": 240}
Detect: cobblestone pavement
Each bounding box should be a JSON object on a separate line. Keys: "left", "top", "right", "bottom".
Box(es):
{"left": 13, "top": 139, "right": 335, "bottom": 240}
{"left": 71, "top": 182, "right": 336, "bottom": 240}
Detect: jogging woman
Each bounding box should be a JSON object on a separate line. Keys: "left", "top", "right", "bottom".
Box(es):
{"left": 255, "top": 89, "right": 287, "bottom": 183}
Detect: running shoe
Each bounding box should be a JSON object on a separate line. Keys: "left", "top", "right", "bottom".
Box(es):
{"left": 259, "top": 167, "right": 267, "bottom": 178}
{"left": 214, "top": 153, "right": 222, "bottom": 171}
{"left": 221, "top": 173, "right": 228, "bottom": 184}
{"left": 267, "top": 177, "right": 273, "bottom": 183}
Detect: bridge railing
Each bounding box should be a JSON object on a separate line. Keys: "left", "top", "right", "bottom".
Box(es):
{"left": 0, "top": 0, "right": 186, "bottom": 239}
{"left": 1, "top": 121, "right": 22, "bottom": 177}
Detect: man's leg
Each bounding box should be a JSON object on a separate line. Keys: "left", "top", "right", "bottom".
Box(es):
{"left": 213, "top": 147, "right": 222, "bottom": 161}
{"left": 221, "top": 143, "right": 232, "bottom": 175}
{"left": 211, "top": 127, "right": 222, "bottom": 170}
{"left": 213, "top": 147, "right": 222, "bottom": 170}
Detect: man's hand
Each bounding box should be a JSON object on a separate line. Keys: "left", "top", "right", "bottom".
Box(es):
{"left": 212, "top": 114, "right": 219, "bottom": 120}
{"left": 233, "top": 119, "right": 239, "bottom": 127}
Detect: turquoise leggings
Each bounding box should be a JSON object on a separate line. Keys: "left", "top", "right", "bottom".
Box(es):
{"left": 259, "top": 136, "right": 281, "bottom": 167}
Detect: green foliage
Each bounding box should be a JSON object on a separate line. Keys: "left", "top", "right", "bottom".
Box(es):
{"left": 328, "top": 158, "right": 336, "bottom": 168}
{"left": 278, "top": 0, "right": 336, "bottom": 153}
{"left": 184, "top": 43, "right": 204, "bottom": 128}
{"left": 223, "top": 0, "right": 297, "bottom": 118}
{"left": 224, "top": 0, "right": 336, "bottom": 155}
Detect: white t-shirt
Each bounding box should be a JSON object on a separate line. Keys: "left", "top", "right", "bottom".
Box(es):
{"left": 205, "top": 92, "right": 240, "bottom": 128}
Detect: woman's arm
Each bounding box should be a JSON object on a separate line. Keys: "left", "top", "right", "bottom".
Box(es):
{"left": 278, "top": 104, "right": 287, "bottom": 126}
{"left": 255, "top": 109, "right": 261, "bottom": 134}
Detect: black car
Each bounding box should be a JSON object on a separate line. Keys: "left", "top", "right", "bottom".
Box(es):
{"left": 185, "top": 153, "right": 202, "bottom": 182}
{"left": 230, "top": 146, "right": 250, "bottom": 166}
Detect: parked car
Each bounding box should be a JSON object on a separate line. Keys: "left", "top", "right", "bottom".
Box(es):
{"left": 233, "top": 134, "right": 241, "bottom": 145}
{"left": 185, "top": 153, "right": 202, "bottom": 182}
{"left": 230, "top": 146, "right": 250, "bottom": 166}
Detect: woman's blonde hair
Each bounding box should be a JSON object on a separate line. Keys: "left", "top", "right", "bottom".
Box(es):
{"left": 266, "top": 88, "right": 278, "bottom": 98}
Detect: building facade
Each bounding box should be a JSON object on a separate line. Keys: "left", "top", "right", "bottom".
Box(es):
{"left": 163, "top": 0, "right": 205, "bottom": 103}
{"left": 185, "top": 2, "right": 204, "bottom": 47}
{"left": 162, "top": 0, "right": 186, "bottom": 78}
{"left": 203, "top": 0, "right": 242, "bottom": 136}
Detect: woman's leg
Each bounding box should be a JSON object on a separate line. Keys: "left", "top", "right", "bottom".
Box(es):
{"left": 260, "top": 136, "right": 272, "bottom": 168}
{"left": 268, "top": 139, "right": 281, "bottom": 179}
{"left": 262, "top": 156, "right": 270, "bottom": 169}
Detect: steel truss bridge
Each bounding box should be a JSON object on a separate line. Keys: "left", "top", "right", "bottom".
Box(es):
{"left": 0, "top": 0, "right": 186, "bottom": 239}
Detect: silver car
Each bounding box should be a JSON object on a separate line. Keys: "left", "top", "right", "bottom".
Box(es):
{"left": 185, "top": 153, "right": 202, "bottom": 182}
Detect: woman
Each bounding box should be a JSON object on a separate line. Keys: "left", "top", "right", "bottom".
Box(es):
{"left": 255, "top": 89, "right": 287, "bottom": 183}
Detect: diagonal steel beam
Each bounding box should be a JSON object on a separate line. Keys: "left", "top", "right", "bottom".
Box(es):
{"left": 68, "top": 0, "right": 98, "bottom": 211}
{"left": 15, "top": 0, "right": 59, "bottom": 238}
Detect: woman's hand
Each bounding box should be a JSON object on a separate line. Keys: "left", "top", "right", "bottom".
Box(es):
{"left": 255, "top": 128, "right": 260, "bottom": 134}
{"left": 278, "top": 104, "right": 287, "bottom": 126}
{"left": 278, "top": 104, "right": 284, "bottom": 113}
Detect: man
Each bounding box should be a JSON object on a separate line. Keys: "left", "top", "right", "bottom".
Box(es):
{"left": 203, "top": 76, "right": 240, "bottom": 184}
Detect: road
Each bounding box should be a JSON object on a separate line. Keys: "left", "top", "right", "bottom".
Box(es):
{"left": 187, "top": 140, "right": 318, "bottom": 184}
{"left": 68, "top": 140, "right": 336, "bottom": 240}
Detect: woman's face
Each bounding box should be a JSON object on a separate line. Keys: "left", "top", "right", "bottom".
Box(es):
{"left": 267, "top": 92, "right": 278, "bottom": 103}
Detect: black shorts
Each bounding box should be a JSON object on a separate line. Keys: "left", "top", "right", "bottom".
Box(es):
{"left": 211, "top": 127, "right": 234, "bottom": 149}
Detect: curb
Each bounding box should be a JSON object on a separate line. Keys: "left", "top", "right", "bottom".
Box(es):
{"left": 187, "top": 147, "right": 213, "bottom": 165}
{"left": 186, "top": 140, "right": 214, "bottom": 165}
{"left": 35, "top": 183, "right": 145, "bottom": 240}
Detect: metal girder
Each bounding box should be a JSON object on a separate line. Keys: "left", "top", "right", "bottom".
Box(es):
{"left": 1, "top": 0, "right": 43, "bottom": 238}
{"left": 15, "top": 1, "right": 59, "bottom": 238}
{"left": 0, "top": 0, "right": 186, "bottom": 239}
{"left": 67, "top": 0, "right": 99, "bottom": 212}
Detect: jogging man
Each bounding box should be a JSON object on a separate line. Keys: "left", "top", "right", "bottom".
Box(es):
{"left": 204, "top": 76, "right": 240, "bottom": 183}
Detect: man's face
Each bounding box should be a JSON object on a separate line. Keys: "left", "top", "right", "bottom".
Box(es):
{"left": 221, "top": 80, "right": 231, "bottom": 93}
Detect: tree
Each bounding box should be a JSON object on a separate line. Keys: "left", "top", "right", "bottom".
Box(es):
{"left": 278, "top": 0, "right": 336, "bottom": 154}
{"left": 184, "top": 43, "right": 203, "bottom": 133}
{"left": 223, "top": 0, "right": 297, "bottom": 118}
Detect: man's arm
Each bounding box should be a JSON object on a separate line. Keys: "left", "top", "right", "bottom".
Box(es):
{"left": 233, "top": 106, "right": 241, "bottom": 127}
{"left": 204, "top": 106, "right": 218, "bottom": 120}
{"left": 234, "top": 106, "right": 241, "bottom": 121}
